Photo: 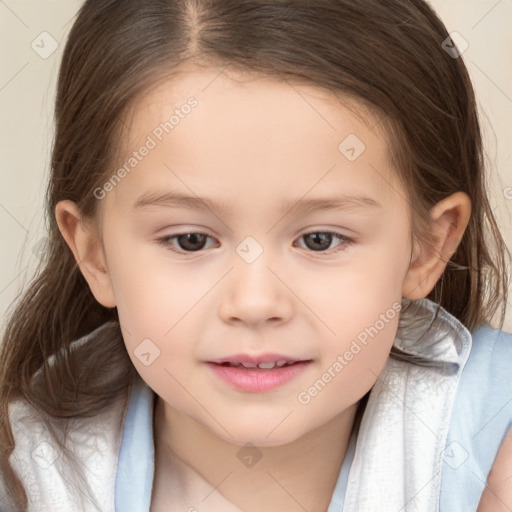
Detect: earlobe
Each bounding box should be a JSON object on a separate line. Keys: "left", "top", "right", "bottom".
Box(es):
{"left": 55, "top": 200, "right": 117, "bottom": 308}
{"left": 402, "top": 191, "right": 471, "bottom": 300}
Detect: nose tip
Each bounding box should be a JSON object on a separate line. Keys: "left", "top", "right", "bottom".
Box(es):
{"left": 221, "top": 293, "right": 288, "bottom": 327}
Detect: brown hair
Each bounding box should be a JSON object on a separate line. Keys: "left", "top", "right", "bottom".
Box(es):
{"left": 1, "top": 0, "right": 509, "bottom": 508}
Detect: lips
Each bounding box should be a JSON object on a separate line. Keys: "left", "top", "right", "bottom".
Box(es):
{"left": 206, "top": 354, "right": 312, "bottom": 392}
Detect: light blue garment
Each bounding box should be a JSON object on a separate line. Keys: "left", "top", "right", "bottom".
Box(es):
{"left": 114, "top": 381, "right": 155, "bottom": 512}
{"left": 440, "top": 324, "right": 512, "bottom": 511}
{"left": 114, "top": 307, "right": 512, "bottom": 511}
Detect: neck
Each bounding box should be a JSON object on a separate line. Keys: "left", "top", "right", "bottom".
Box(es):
{"left": 153, "top": 398, "right": 362, "bottom": 512}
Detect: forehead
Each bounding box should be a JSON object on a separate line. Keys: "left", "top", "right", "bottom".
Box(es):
{"left": 125, "top": 64, "right": 385, "bottom": 145}
{"left": 105, "top": 65, "right": 405, "bottom": 218}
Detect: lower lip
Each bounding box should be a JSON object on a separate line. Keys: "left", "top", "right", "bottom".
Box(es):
{"left": 206, "top": 361, "right": 311, "bottom": 392}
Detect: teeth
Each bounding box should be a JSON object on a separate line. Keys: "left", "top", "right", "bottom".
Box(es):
{"left": 240, "top": 362, "right": 258, "bottom": 368}
{"left": 226, "top": 360, "right": 296, "bottom": 369}
{"left": 257, "top": 361, "right": 277, "bottom": 369}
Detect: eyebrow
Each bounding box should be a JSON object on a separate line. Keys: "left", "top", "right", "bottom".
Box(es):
{"left": 133, "top": 190, "right": 382, "bottom": 216}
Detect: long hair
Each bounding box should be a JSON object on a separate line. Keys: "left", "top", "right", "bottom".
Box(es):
{"left": 1, "top": 0, "right": 509, "bottom": 508}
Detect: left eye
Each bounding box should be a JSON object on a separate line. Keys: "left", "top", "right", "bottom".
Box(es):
{"left": 156, "top": 231, "right": 352, "bottom": 254}
{"left": 294, "top": 232, "right": 351, "bottom": 253}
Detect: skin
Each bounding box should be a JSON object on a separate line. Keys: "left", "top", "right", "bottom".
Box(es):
{"left": 56, "top": 64, "right": 471, "bottom": 512}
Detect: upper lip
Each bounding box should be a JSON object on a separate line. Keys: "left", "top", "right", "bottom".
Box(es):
{"left": 208, "top": 353, "right": 310, "bottom": 364}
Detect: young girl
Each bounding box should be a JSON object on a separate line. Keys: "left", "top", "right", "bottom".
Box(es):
{"left": 1, "top": 0, "right": 511, "bottom": 511}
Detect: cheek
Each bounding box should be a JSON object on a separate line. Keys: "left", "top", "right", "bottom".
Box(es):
{"left": 311, "top": 236, "right": 409, "bottom": 341}
{"left": 101, "top": 232, "right": 207, "bottom": 379}
{"left": 104, "top": 228, "right": 201, "bottom": 326}
{"left": 296, "top": 304, "right": 400, "bottom": 432}
{"left": 328, "top": 299, "right": 400, "bottom": 380}
{"left": 304, "top": 237, "right": 409, "bottom": 410}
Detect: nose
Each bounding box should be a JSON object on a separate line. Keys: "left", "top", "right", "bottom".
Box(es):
{"left": 218, "top": 251, "right": 294, "bottom": 328}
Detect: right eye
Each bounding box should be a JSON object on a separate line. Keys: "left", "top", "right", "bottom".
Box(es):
{"left": 156, "top": 232, "right": 219, "bottom": 253}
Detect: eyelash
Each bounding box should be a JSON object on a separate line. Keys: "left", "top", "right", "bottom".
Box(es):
{"left": 156, "top": 231, "right": 353, "bottom": 256}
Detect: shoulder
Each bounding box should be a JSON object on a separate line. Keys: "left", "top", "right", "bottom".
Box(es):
{"left": 478, "top": 422, "right": 512, "bottom": 511}
{"left": 469, "top": 326, "right": 512, "bottom": 510}
{"left": 440, "top": 325, "right": 512, "bottom": 509}
{"left": 461, "top": 325, "right": 512, "bottom": 402}
{"left": 468, "top": 324, "right": 512, "bottom": 363}
{"left": 457, "top": 324, "right": 512, "bottom": 429}
{"left": 2, "top": 389, "right": 131, "bottom": 512}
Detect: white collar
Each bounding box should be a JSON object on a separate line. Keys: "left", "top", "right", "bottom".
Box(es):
{"left": 342, "top": 298, "right": 472, "bottom": 511}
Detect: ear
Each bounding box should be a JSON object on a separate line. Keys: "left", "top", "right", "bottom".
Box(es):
{"left": 55, "top": 200, "right": 116, "bottom": 308}
{"left": 402, "top": 191, "right": 471, "bottom": 300}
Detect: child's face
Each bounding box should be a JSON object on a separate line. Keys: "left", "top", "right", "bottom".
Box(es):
{"left": 98, "top": 65, "right": 414, "bottom": 445}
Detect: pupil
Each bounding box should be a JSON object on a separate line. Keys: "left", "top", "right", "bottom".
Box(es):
{"left": 305, "top": 233, "right": 331, "bottom": 251}
{"left": 179, "top": 233, "right": 207, "bottom": 251}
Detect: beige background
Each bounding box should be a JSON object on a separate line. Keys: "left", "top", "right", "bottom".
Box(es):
{"left": 1, "top": 0, "right": 511, "bottom": 333}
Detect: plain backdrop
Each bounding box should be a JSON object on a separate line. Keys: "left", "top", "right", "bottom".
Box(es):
{"left": 1, "top": 0, "right": 511, "bottom": 334}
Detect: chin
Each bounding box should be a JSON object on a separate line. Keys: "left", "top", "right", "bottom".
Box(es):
{"left": 210, "top": 421, "right": 307, "bottom": 448}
